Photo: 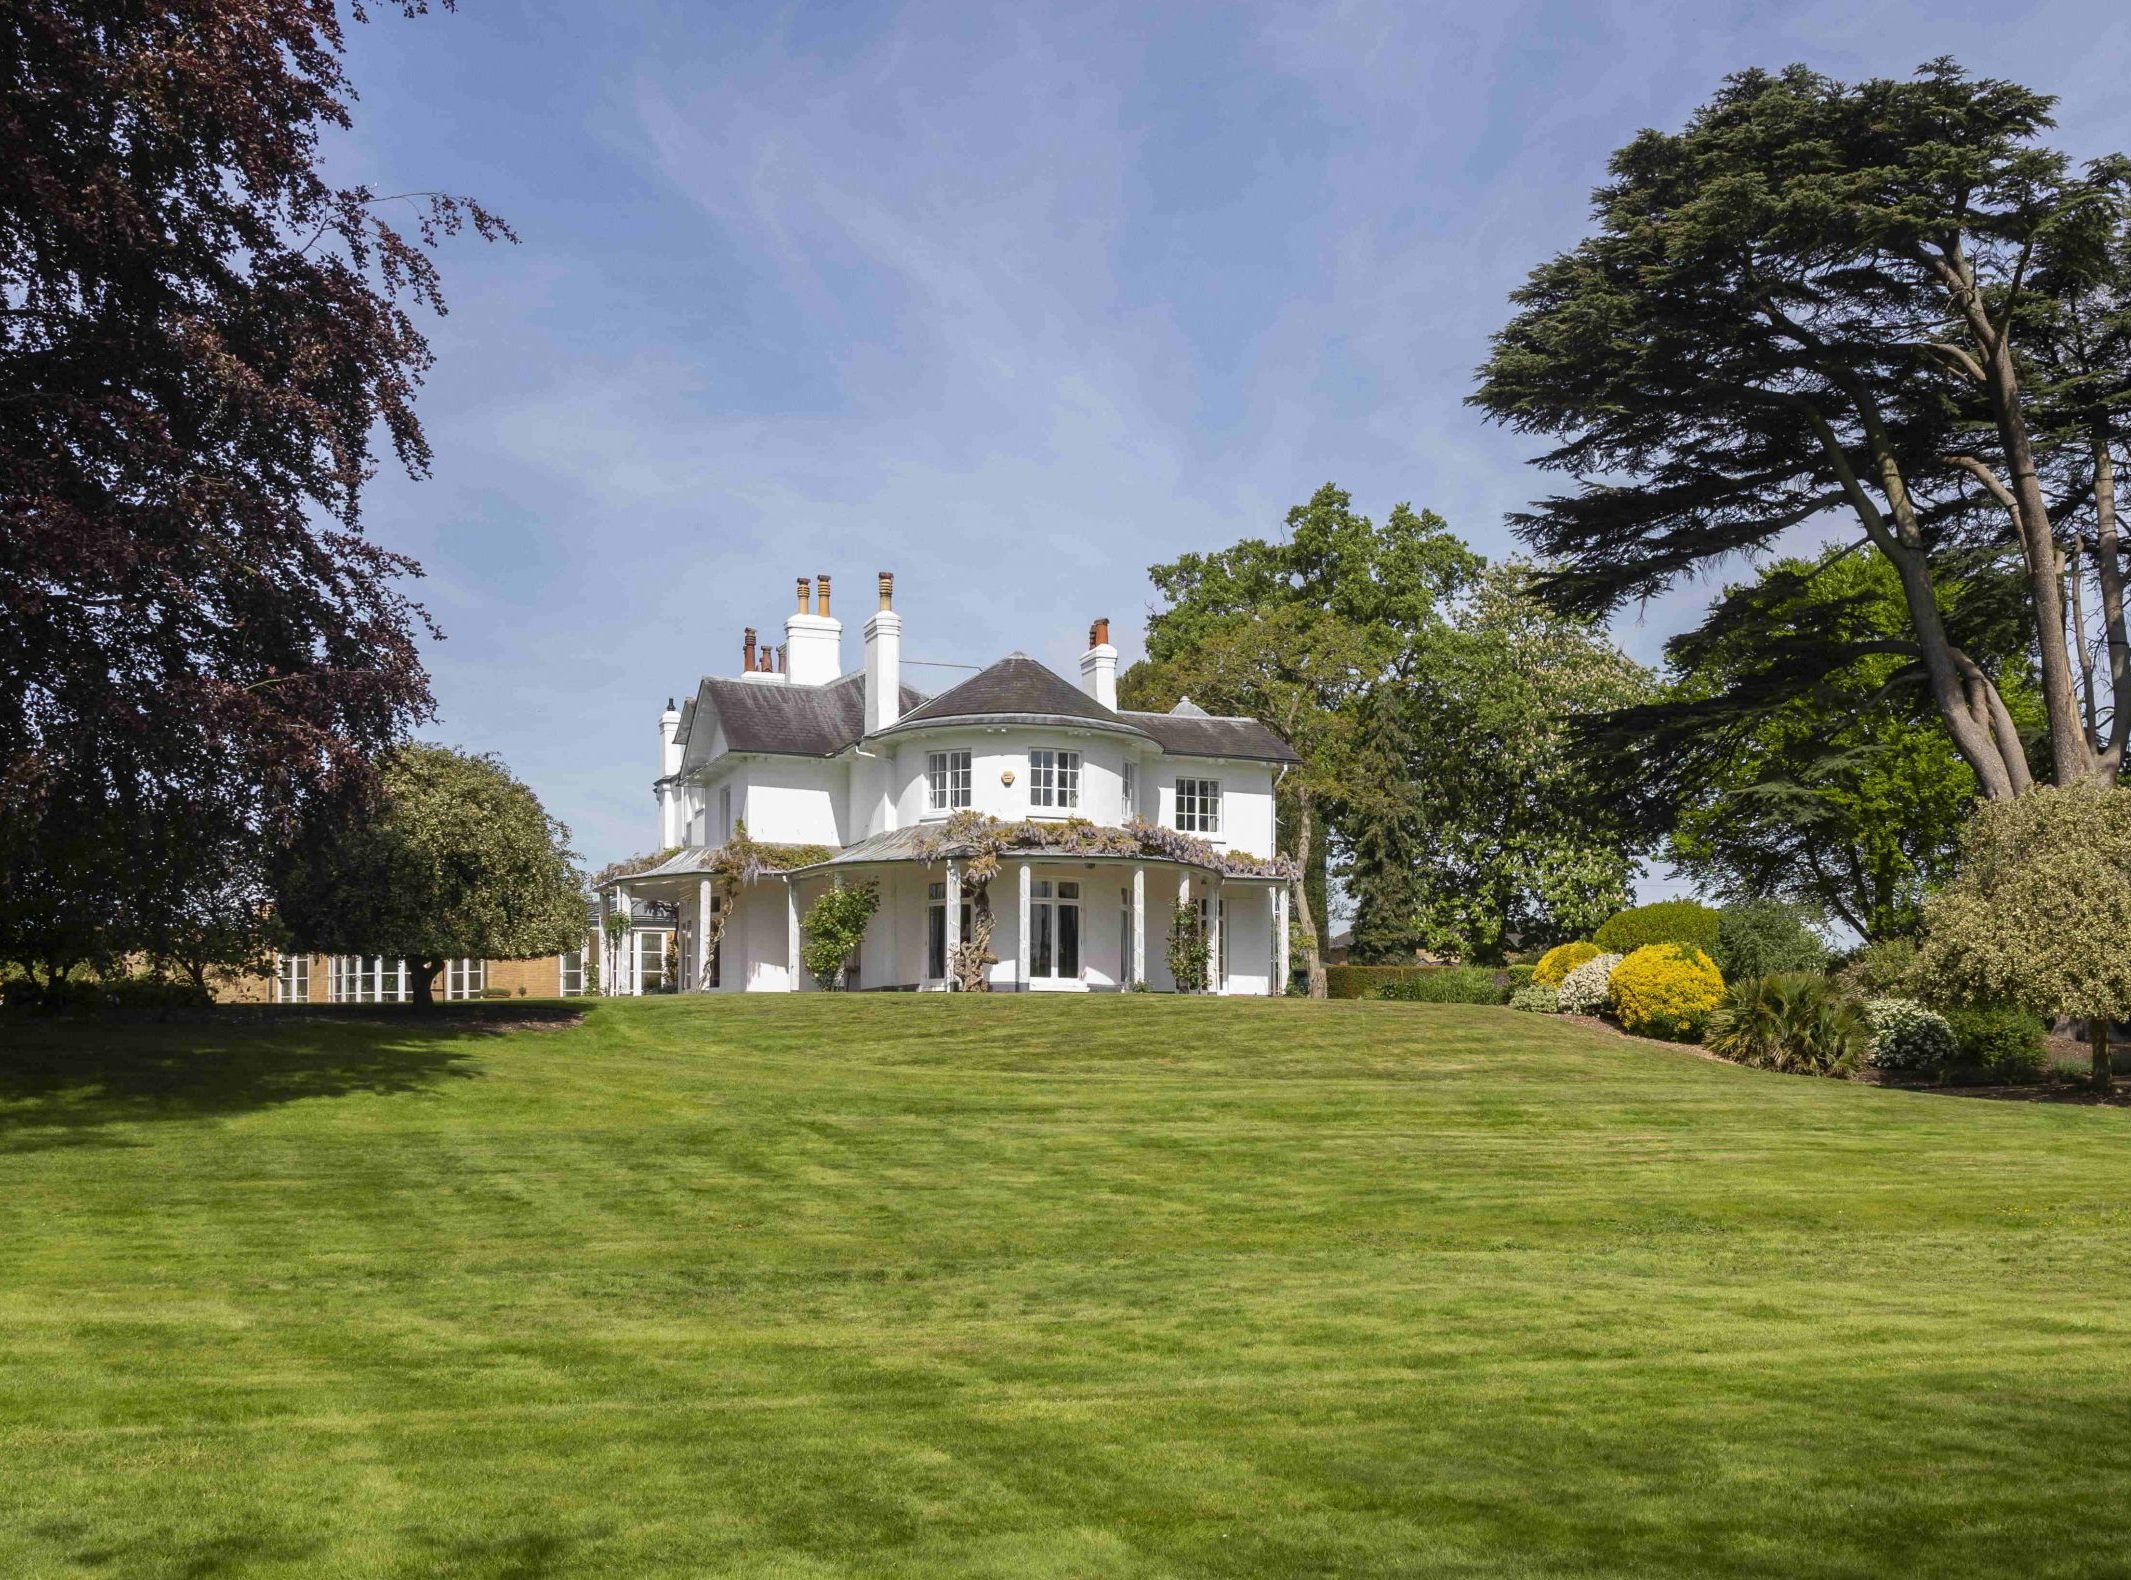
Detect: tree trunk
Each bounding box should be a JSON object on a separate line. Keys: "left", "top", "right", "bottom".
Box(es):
{"left": 1805, "top": 408, "right": 2027, "bottom": 799}
{"left": 2092, "top": 434, "right": 2129, "bottom": 779}
{"left": 408, "top": 956, "right": 442, "bottom": 1008}
{"left": 1289, "top": 794, "right": 1328, "bottom": 999}
{"left": 2092, "top": 1015, "right": 2113, "bottom": 1094}
{"left": 1973, "top": 310, "right": 2096, "bottom": 785}
{"left": 2068, "top": 544, "right": 2099, "bottom": 743}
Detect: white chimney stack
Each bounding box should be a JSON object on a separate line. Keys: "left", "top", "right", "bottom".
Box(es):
{"left": 865, "top": 571, "right": 902, "bottom": 734}
{"left": 783, "top": 572, "right": 843, "bottom": 685}
{"left": 659, "top": 696, "right": 683, "bottom": 776}
{"left": 1079, "top": 616, "right": 1118, "bottom": 711}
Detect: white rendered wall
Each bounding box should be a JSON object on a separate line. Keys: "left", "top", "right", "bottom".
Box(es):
{"left": 737, "top": 759, "right": 846, "bottom": 846}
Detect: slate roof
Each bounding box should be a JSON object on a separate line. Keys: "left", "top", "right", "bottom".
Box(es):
{"left": 1119, "top": 710, "right": 1300, "bottom": 765}
{"left": 681, "top": 672, "right": 928, "bottom": 766}
{"left": 672, "top": 655, "right": 1299, "bottom": 768}
{"left": 878, "top": 654, "right": 1155, "bottom": 741}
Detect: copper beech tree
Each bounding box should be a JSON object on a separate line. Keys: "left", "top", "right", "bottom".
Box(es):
{"left": 1474, "top": 60, "right": 2131, "bottom": 801}
{"left": 0, "top": 2, "right": 508, "bottom": 980}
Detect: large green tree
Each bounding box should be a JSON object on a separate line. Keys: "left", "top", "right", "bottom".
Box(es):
{"left": 1473, "top": 60, "right": 2131, "bottom": 800}
{"left": 277, "top": 745, "right": 584, "bottom": 1007}
{"left": 1343, "top": 563, "right": 1650, "bottom": 963}
{"left": 1122, "top": 485, "right": 1480, "bottom": 996}
{"left": 1644, "top": 551, "right": 2030, "bottom": 939}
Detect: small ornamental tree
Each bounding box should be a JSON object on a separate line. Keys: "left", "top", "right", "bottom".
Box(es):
{"left": 1167, "top": 905, "right": 1211, "bottom": 994}
{"left": 277, "top": 745, "right": 585, "bottom": 1007}
{"left": 1915, "top": 783, "right": 2131, "bottom": 1089}
{"left": 801, "top": 881, "right": 880, "bottom": 990}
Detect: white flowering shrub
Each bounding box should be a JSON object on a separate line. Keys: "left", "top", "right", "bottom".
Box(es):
{"left": 1865, "top": 997, "right": 1958, "bottom": 1070}
{"left": 1557, "top": 952, "right": 1623, "bottom": 1016}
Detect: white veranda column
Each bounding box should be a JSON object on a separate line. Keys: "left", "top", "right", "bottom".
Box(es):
{"left": 1210, "top": 878, "right": 1223, "bottom": 995}
{"left": 1276, "top": 885, "right": 1290, "bottom": 995}
{"left": 697, "top": 877, "right": 713, "bottom": 992}
{"left": 1265, "top": 885, "right": 1280, "bottom": 998}
{"left": 1131, "top": 866, "right": 1145, "bottom": 987}
{"left": 1016, "top": 861, "right": 1032, "bottom": 990}
{"left": 616, "top": 884, "right": 635, "bottom": 996}
{"left": 945, "top": 862, "right": 962, "bottom": 987}
{"left": 786, "top": 880, "right": 802, "bottom": 992}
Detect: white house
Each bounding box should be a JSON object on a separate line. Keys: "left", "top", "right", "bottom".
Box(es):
{"left": 597, "top": 572, "right": 1299, "bottom": 994}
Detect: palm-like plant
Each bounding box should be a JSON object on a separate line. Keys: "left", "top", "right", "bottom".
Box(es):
{"left": 1707, "top": 974, "right": 1870, "bottom": 1076}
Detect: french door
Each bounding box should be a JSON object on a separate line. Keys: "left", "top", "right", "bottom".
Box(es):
{"left": 1030, "top": 880, "right": 1081, "bottom": 982}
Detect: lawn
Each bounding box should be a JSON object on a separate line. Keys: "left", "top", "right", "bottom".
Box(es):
{"left": 4, "top": 997, "right": 2129, "bottom": 1579}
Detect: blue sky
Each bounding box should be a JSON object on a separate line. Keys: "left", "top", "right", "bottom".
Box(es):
{"left": 333, "top": 0, "right": 2131, "bottom": 879}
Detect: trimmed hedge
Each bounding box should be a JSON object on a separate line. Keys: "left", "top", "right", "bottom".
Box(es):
{"left": 1323, "top": 964, "right": 1511, "bottom": 1004}
{"left": 1594, "top": 900, "right": 1722, "bottom": 957}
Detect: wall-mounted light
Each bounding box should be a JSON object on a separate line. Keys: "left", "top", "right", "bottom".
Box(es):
{"left": 1001, "top": 768, "right": 1016, "bottom": 786}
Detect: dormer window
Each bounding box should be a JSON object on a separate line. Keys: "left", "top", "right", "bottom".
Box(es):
{"left": 1175, "top": 777, "right": 1221, "bottom": 834}
{"left": 1029, "top": 749, "right": 1080, "bottom": 810}
{"left": 927, "top": 749, "right": 972, "bottom": 812}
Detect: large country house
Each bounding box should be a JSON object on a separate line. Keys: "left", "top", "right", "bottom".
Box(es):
{"left": 599, "top": 573, "right": 1299, "bottom": 994}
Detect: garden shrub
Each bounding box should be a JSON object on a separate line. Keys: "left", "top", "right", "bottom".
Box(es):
{"left": 1610, "top": 943, "right": 1725, "bottom": 1042}
{"left": 1594, "top": 900, "right": 1721, "bottom": 957}
{"left": 1325, "top": 964, "right": 1504, "bottom": 1000}
{"left": 1509, "top": 982, "right": 1560, "bottom": 1014}
{"left": 1837, "top": 937, "right": 1919, "bottom": 998}
{"left": 1708, "top": 974, "right": 1869, "bottom": 1075}
{"left": 1714, "top": 901, "right": 1830, "bottom": 980}
{"left": 1864, "top": 998, "right": 1957, "bottom": 1071}
{"left": 801, "top": 881, "right": 881, "bottom": 990}
{"left": 1556, "top": 952, "right": 1623, "bottom": 1016}
{"left": 1506, "top": 964, "right": 1536, "bottom": 990}
{"left": 1375, "top": 967, "right": 1509, "bottom": 1005}
{"left": 1942, "top": 1004, "right": 2048, "bottom": 1083}
{"left": 1533, "top": 941, "right": 1601, "bottom": 987}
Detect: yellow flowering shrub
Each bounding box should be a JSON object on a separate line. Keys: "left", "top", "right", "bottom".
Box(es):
{"left": 1610, "top": 943, "right": 1725, "bottom": 1042}
{"left": 1533, "top": 941, "right": 1602, "bottom": 987}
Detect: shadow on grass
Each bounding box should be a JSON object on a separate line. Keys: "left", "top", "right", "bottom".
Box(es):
{"left": 0, "top": 1019, "right": 485, "bottom": 1153}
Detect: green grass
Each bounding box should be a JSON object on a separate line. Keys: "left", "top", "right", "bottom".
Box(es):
{"left": 4, "top": 997, "right": 2129, "bottom": 1578}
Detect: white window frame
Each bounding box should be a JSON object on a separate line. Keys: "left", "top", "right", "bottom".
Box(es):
{"left": 328, "top": 956, "right": 408, "bottom": 1004}
{"left": 445, "top": 958, "right": 487, "bottom": 1000}
{"left": 719, "top": 785, "right": 733, "bottom": 844}
{"left": 1121, "top": 761, "right": 1136, "bottom": 821}
{"left": 561, "top": 948, "right": 586, "bottom": 997}
{"left": 1174, "top": 777, "right": 1222, "bottom": 835}
{"left": 274, "top": 953, "right": 309, "bottom": 1004}
{"left": 1028, "top": 879, "right": 1083, "bottom": 980}
{"left": 635, "top": 929, "right": 671, "bottom": 992}
{"left": 926, "top": 750, "right": 971, "bottom": 813}
{"left": 1029, "top": 748, "right": 1080, "bottom": 810}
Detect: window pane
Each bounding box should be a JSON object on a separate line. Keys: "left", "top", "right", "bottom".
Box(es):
{"left": 1058, "top": 751, "right": 1080, "bottom": 808}
{"left": 1059, "top": 902, "right": 1080, "bottom": 977}
{"left": 1032, "top": 903, "right": 1053, "bottom": 977}
{"left": 1058, "top": 881, "right": 1079, "bottom": 899}
{"left": 928, "top": 904, "right": 946, "bottom": 979}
